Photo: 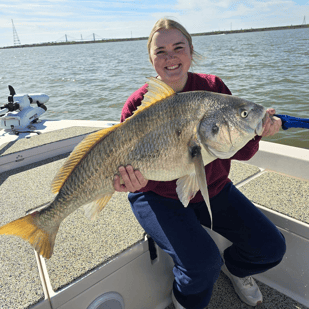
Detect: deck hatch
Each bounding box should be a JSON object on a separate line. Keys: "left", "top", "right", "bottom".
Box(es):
{"left": 87, "top": 292, "right": 125, "bottom": 309}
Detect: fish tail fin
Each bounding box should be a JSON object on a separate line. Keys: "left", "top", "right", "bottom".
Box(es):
{"left": 0, "top": 214, "right": 58, "bottom": 259}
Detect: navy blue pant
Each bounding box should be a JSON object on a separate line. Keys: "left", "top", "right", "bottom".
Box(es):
{"left": 128, "top": 182, "right": 286, "bottom": 309}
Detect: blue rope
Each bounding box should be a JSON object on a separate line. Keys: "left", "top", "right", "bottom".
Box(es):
{"left": 275, "top": 114, "right": 309, "bottom": 130}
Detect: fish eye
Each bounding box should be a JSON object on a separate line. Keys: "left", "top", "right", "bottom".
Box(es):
{"left": 241, "top": 110, "right": 249, "bottom": 118}
{"left": 212, "top": 124, "right": 219, "bottom": 134}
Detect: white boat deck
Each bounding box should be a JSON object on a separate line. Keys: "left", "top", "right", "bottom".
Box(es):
{"left": 0, "top": 121, "right": 308, "bottom": 309}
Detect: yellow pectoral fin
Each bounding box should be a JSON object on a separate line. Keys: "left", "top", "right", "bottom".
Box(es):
{"left": 0, "top": 214, "right": 59, "bottom": 259}
{"left": 187, "top": 139, "right": 213, "bottom": 229}
{"left": 83, "top": 194, "right": 113, "bottom": 221}
{"left": 192, "top": 147, "right": 213, "bottom": 230}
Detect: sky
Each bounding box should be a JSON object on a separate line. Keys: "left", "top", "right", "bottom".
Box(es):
{"left": 0, "top": 0, "right": 308, "bottom": 47}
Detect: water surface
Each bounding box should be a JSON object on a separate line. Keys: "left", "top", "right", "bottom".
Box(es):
{"left": 0, "top": 28, "right": 308, "bottom": 149}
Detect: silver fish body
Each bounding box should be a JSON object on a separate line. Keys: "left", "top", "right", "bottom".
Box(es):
{"left": 0, "top": 78, "right": 266, "bottom": 258}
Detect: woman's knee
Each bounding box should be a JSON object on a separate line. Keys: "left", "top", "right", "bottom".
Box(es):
{"left": 248, "top": 229, "right": 287, "bottom": 267}
{"left": 173, "top": 251, "right": 223, "bottom": 295}
{"left": 265, "top": 231, "right": 286, "bottom": 263}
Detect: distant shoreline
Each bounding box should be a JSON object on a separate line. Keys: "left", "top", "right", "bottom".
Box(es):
{"left": 1, "top": 24, "right": 308, "bottom": 49}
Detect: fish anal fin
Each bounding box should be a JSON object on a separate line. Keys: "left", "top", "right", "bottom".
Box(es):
{"left": 133, "top": 77, "right": 175, "bottom": 116}
{"left": 51, "top": 124, "right": 122, "bottom": 194}
{"left": 83, "top": 194, "right": 113, "bottom": 221}
{"left": 176, "top": 173, "right": 199, "bottom": 207}
{"left": 0, "top": 214, "right": 59, "bottom": 259}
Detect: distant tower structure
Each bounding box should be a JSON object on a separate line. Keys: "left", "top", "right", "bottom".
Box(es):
{"left": 302, "top": 16, "right": 306, "bottom": 25}
{"left": 11, "top": 19, "right": 21, "bottom": 46}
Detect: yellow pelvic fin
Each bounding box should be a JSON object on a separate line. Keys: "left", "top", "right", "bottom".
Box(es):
{"left": 133, "top": 77, "right": 175, "bottom": 116}
{"left": 0, "top": 214, "right": 59, "bottom": 259}
{"left": 51, "top": 124, "right": 122, "bottom": 194}
{"left": 83, "top": 194, "right": 113, "bottom": 221}
{"left": 176, "top": 173, "right": 200, "bottom": 207}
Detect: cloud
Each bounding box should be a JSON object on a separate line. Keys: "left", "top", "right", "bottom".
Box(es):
{"left": 0, "top": 0, "right": 308, "bottom": 46}
{"left": 174, "top": 0, "right": 308, "bottom": 32}
{"left": 0, "top": 1, "right": 156, "bottom": 44}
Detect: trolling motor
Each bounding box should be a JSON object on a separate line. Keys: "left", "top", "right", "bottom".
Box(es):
{"left": 0, "top": 85, "right": 49, "bottom": 132}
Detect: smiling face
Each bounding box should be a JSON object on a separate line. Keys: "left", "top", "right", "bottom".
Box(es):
{"left": 149, "top": 28, "right": 193, "bottom": 92}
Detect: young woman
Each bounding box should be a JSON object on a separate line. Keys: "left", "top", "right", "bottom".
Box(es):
{"left": 114, "top": 18, "right": 286, "bottom": 309}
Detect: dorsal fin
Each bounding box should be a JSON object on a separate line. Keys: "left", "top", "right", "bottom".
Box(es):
{"left": 51, "top": 123, "right": 122, "bottom": 194}
{"left": 51, "top": 78, "right": 174, "bottom": 194}
{"left": 133, "top": 77, "right": 175, "bottom": 116}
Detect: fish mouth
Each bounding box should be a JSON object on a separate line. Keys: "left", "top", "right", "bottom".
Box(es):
{"left": 255, "top": 110, "right": 268, "bottom": 136}
{"left": 262, "top": 112, "right": 268, "bottom": 126}
{"left": 255, "top": 120, "right": 263, "bottom": 136}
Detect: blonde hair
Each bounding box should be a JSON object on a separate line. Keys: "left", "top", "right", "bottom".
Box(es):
{"left": 147, "top": 18, "right": 194, "bottom": 64}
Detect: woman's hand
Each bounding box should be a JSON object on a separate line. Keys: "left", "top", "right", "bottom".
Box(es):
{"left": 262, "top": 108, "right": 282, "bottom": 137}
{"left": 114, "top": 165, "right": 148, "bottom": 192}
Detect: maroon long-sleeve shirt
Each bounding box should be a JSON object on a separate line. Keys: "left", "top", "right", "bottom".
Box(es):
{"left": 120, "top": 72, "right": 261, "bottom": 201}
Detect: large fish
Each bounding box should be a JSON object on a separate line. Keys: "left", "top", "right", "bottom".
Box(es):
{"left": 0, "top": 78, "right": 266, "bottom": 259}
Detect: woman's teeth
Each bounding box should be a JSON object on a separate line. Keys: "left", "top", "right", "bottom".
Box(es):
{"left": 166, "top": 64, "right": 180, "bottom": 70}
